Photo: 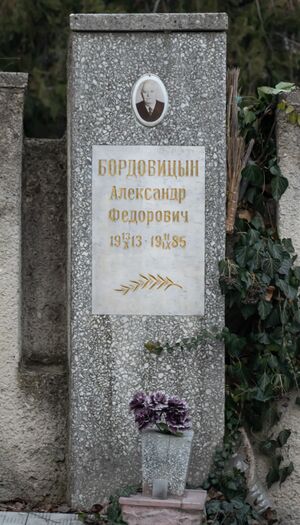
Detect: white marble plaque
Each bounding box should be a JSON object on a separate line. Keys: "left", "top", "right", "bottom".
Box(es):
{"left": 92, "top": 146, "right": 205, "bottom": 315}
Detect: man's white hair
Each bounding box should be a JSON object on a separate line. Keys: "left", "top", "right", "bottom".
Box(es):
{"left": 140, "top": 79, "right": 157, "bottom": 97}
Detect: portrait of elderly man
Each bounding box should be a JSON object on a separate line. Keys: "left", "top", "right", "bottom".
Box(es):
{"left": 136, "top": 79, "right": 165, "bottom": 122}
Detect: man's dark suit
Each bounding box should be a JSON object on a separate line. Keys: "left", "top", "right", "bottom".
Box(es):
{"left": 136, "top": 100, "right": 165, "bottom": 122}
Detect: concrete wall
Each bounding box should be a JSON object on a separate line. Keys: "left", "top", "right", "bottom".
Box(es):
{"left": 258, "top": 88, "right": 300, "bottom": 525}
{"left": 278, "top": 88, "right": 300, "bottom": 252}
{"left": 0, "top": 73, "right": 67, "bottom": 504}
{"left": 22, "top": 137, "right": 67, "bottom": 366}
{"left": 255, "top": 394, "right": 300, "bottom": 525}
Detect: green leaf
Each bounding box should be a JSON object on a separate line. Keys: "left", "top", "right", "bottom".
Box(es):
{"left": 282, "top": 238, "right": 295, "bottom": 254}
{"left": 235, "top": 246, "right": 248, "bottom": 267}
{"left": 245, "top": 187, "right": 258, "bottom": 204}
{"left": 266, "top": 465, "right": 280, "bottom": 488}
{"left": 268, "top": 354, "right": 279, "bottom": 369}
{"left": 293, "top": 266, "right": 300, "bottom": 280}
{"left": 251, "top": 214, "right": 265, "bottom": 230}
{"left": 279, "top": 462, "right": 294, "bottom": 485}
{"left": 258, "top": 371, "right": 271, "bottom": 391}
{"left": 270, "top": 164, "right": 281, "bottom": 176}
{"left": 277, "top": 429, "right": 291, "bottom": 447}
{"left": 288, "top": 112, "right": 298, "bottom": 125}
{"left": 242, "top": 164, "right": 264, "bottom": 187}
{"left": 243, "top": 108, "right": 256, "bottom": 125}
{"left": 275, "top": 82, "right": 295, "bottom": 92}
{"left": 260, "top": 439, "right": 278, "bottom": 457}
{"left": 256, "top": 332, "right": 271, "bottom": 344}
{"left": 252, "top": 386, "right": 273, "bottom": 402}
{"left": 261, "top": 256, "right": 281, "bottom": 277}
{"left": 277, "top": 100, "right": 286, "bottom": 110}
{"left": 144, "top": 341, "right": 163, "bottom": 355}
{"left": 247, "top": 228, "right": 260, "bottom": 245}
{"left": 258, "top": 86, "right": 278, "bottom": 96}
{"left": 241, "top": 304, "right": 256, "bottom": 320}
{"left": 285, "top": 105, "right": 294, "bottom": 114}
{"left": 258, "top": 300, "right": 273, "bottom": 320}
{"left": 276, "top": 279, "right": 298, "bottom": 300}
{"left": 258, "top": 83, "right": 295, "bottom": 97}
{"left": 267, "top": 240, "right": 285, "bottom": 261}
{"left": 278, "top": 256, "right": 292, "bottom": 275}
{"left": 271, "top": 176, "right": 288, "bottom": 200}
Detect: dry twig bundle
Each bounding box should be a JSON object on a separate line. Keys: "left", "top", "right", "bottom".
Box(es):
{"left": 226, "top": 68, "right": 254, "bottom": 234}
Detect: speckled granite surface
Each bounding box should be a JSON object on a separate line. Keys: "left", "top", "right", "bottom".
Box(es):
{"left": 68, "top": 13, "right": 227, "bottom": 508}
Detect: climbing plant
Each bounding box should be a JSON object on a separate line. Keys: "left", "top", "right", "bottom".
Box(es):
{"left": 145, "top": 78, "right": 300, "bottom": 523}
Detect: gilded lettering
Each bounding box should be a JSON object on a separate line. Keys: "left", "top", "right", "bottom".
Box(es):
{"left": 121, "top": 210, "right": 129, "bottom": 222}
{"left": 117, "top": 159, "right": 127, "bottom": 176}
{"left": 144, "top": 188, "right": 152, "bottom": 200}
{"left": 178, "top": 160, "right": 185, "bottom": 177}
{"left": 127, "top": 188, "right": 135, "bottom": 200}
{"left": 160, "top": 188, "right": 169, "bottom": 200}
{"left": 137, "top": 160, "right": 146, "bottom": 176}
{"left": 146, "top": 211, "right": 154, "bottom": 225}
{"left": 167, "top": 160, "right": 177, "bottom": 178}
{"left": 108, "top": 159, "right": 117, "bottom": 176}
{"left": 169, "top": 188, "right": 177, "bottom": 201}
{"left": 108, "top": 208, "right": 119, "bottom": 222}
{"left": 157, "top": 160, "right": 166, "bottom": 177}
{"left": 164, "top": 210, "right": 171, "bottom": 222}
{"left": 117, "top": 187, "right": 127, "bottom": 199}
{"left": 135, "top": 188, "right": 144, "bottom": 199}
{"left": 138, "top": 210, "right": 146, "bottom": 222}
{"left": 128, "top": 211, "right": 138, "bottom": 224}
{"left": 98, "top": 159, "right": 106, "bottom": 176}
{"left": 148, "top": 160, "right": 156, "bottom": 176}
{"left": 185, "top": 160, "right": 189, "bottom": 177}
{"left": 181, "top": 210, "right": 189, "bottom": 223}
{"left": 127, "top": 160, "right": 137, "bottom": 178}
{"left": 178, "top": 188, "right": 186, "bottom": 203}
{"left": 110, "top": 185, "right": 118, "bottom": 200}
{"left": 153, "top": 188, "right": 161, "bottom": 200}
{"left": 190, "top": 160, "right": 199, "bottom": 177}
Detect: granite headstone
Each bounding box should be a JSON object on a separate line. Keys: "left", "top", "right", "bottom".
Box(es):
{"left": 68, "top": 13, "right": 227, "bottom": 508}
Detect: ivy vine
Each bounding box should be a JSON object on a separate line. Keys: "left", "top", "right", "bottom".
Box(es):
{"left": 145, "top": 80, "right": 300, "bottom": 524}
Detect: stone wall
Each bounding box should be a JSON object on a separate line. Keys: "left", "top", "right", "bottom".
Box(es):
{"left": 0, "top": 73, "right": 67, "bottom": 504}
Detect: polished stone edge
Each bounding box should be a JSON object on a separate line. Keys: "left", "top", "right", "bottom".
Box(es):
{"left": 0, "top": 72, "right": 28, "bottom": 88}
{"left": 119, "top": 489, "right": 207, "bottom": 510}
{"left": 0, "top": 512, "right": 82, "bottom": 524}
{"left": 70, "top": 13, "right": 228, "bottom": 32}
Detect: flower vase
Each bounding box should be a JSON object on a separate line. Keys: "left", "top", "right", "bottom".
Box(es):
{"left": 141, "top": 428, "right": 194, "bottom": 497}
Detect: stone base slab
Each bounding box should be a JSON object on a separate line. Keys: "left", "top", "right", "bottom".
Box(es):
{"left": 119, "top": 489, "right": 207, "bottom": 525}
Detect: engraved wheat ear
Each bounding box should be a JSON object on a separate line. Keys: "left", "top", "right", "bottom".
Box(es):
{"left": 114, "top": 273, "right": 183, "bottom": 295}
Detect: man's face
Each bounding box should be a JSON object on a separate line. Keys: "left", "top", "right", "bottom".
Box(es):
{"left": 141, "top": 81, "right": 157, "bottom": 106}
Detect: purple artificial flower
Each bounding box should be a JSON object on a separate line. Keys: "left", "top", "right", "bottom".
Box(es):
{"left": 129, "top": 391, "right": 149, "bottom": 410}
{"left": 165, "top": 396, "right": 191, "bottom": 434}
{"left": 129, "top": 391, "right": 192, "bottom": 435}
{"left": 149, "top": 391, "right": 168, "bottom": 409}
{"left": 129, "top": 391, "right": 154, "bottom": 431}
{"left": 134, "top": 407, "right": 153, "bottom": 430}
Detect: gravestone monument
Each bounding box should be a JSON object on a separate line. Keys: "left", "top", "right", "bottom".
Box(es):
{"left": 68, "top": 13, "right": 227, "bottom": 508}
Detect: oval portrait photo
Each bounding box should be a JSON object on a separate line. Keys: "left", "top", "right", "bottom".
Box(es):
{"left": 132, "top": 74, "right": 168, "bottom": 127}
